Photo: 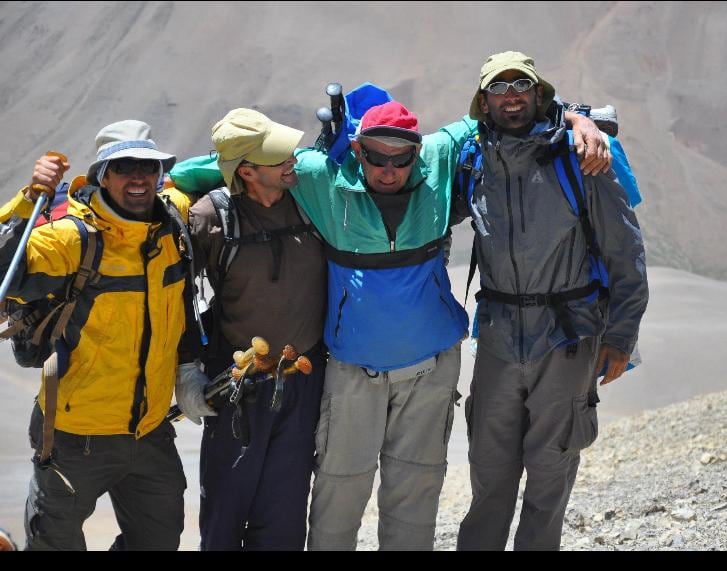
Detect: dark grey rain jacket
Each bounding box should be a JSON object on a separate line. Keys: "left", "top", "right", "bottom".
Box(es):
{"left": 461, "top": 105, "right": 648, "bottom": 364}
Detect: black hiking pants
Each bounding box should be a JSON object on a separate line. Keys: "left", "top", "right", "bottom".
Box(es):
{"left": 24, "top": 403, "right": 186, "bottom": 551}
{"left": 199, "top": 340, "right": 325, "bottom": 551}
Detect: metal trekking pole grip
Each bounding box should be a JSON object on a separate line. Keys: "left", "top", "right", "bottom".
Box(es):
{"left": 315, "top": 106, "right": 334, "bottom": 151}
{"left": 326, "top": 82, "right": 344, "bottom": 135}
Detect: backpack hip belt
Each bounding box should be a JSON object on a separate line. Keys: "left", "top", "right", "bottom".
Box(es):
{"left": 475, "top": 279, "right": 604, "bottom": 348}
{"left": 474, "top": 279, "right": 601, "bottom": 308}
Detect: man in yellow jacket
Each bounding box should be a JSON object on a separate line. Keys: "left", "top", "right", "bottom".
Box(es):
{"left": 0, "top": 120, "right": 190, "bottom": 550}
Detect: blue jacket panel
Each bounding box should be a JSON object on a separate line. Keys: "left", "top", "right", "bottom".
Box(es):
{"left": 325, "top": 252, "right": 468, "bottom": 371}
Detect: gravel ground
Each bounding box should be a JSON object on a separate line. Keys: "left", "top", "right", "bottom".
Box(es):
{"left": 357, "top": 390, "right": 727, "bottom": 550}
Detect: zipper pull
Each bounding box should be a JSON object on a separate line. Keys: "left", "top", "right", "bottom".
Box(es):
{"left": 390, "top": 240, "right": 395, "bottom": 252}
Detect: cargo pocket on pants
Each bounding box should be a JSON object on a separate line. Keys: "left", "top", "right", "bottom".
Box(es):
{"left": 25, "top": 463, "right": 77, "bottom": 548}
{"left": 314, "top": 395, "right": 332, "bottom": 458}
{"left": 564, "top": 390, "right": 599, "bottom": 454}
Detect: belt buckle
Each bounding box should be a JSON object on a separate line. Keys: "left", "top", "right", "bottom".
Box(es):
{"left": 520, "top": 295, "right": 538, "bottom": 308}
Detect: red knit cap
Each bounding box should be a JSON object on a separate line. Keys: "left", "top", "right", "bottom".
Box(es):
{"left": 359, "top": 101, "right": 422, "bottom": 144}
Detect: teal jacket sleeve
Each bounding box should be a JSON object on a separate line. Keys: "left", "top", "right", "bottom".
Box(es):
{"left": 290, "top": 147, "right": 340, "bottom": 244}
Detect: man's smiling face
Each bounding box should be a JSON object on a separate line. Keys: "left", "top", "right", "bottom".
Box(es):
{"left": 478, "top": 69, "right": 544, "bottom": 135}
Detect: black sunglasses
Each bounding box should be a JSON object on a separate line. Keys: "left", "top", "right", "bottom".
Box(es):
{"left": 360, "top": 146, "right": 417, "bottom": 168}
{"left": 484, "top": 78, "right": 535, "bottom": 95}
{"left": 108, "top": 158, "right": 160, "bottom": 176}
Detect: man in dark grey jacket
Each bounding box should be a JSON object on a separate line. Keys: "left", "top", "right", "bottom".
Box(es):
{"left": 456, "top": 51, "right": 648, "bottom": 551}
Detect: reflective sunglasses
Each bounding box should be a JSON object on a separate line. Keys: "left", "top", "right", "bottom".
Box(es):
{"left": 360, "top": 146, "right": 417, "bottom": 168}
{"left": 484, "top": 78, "right": 535, "bottom": 95}
{"left": 108, "top": 158, "right": 160, "bottom": 176}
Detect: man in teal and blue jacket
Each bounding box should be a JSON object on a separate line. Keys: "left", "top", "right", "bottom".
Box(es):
{"left": 294, "top": 103, "right": 470, "bottom": 550}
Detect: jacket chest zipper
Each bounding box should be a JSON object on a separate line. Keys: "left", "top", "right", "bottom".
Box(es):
{"left": 518, "top": 176, "right": 526, "bottom": 233}
{"left": 130, "top": 226, "right": 157, "bottom": 435}
{"left": 497, "top": 141, "right": 525, "bottom": 364}
{"left": 564, "top": 227, "right": 576, "bottom": 288}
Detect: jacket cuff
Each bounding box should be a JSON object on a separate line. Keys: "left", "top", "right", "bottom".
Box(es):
{"left": 601, "top": 335, "right": 635, "bottom": 355}
{"left": 0, "top": 188, "right": 36, "bottom": 223}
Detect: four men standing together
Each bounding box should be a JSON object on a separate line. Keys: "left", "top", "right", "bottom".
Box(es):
{"left": 2, "top": 50, "right": 647, "bottom": 551}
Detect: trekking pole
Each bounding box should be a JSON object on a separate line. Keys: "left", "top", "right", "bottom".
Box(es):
{"left": 0, "top": 152, "right": 67, "bottom": 304}
{"left": 326, "top": 82, "right": 345, "bottom": 136}
{"left": 314, "top": 106, "right": 334, "bottom": 151}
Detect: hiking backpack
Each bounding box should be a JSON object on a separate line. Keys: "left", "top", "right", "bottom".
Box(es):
{"left": 0, "top": 182, "right": 104, "bottom": 368}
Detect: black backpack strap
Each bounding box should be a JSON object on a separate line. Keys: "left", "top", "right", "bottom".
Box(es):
{"left": 456, "top": 134, "right": 485, "bottom": 305}
{"left": 464, "top": 224, "right": 477, "bottom": 305}
{"left": 233, "top": 195, "right": 315, "bottom": 283}
{"left": 208, "top": 188, "right": 240, "bottom": 287}
{"left": 161, "top": 195, "right": 208, "bottom": 347}
{"left": 474, "top": 280, "right": 602, "bottom": 353}
{"left": 292, "top": 200, "right": 322, "bottom": 243}
{"left": 475, "top": 280, "right": 601, "bottom": 308}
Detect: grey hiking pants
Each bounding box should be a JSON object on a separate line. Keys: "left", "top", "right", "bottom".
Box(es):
{"left": 307, "top": 343, "right": 461, "bottom": 551}
{"left": 24, "top": 403, "right": 186, "bottom": 551}
{"left": 457, "top": 337, "right": 600, "bottom": 551}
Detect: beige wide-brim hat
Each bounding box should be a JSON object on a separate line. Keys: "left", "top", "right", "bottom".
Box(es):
{"left": 86, "top": 120, "right": 176, "bottom": 185}
{"left": 212, "top": 108, "right": 304, "bottom": 188}
{"left": 469, "top": 50, "right": 556, "bottom": 123}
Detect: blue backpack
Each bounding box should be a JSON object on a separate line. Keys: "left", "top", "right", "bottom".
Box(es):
{"left": 459, "top": 128, "right": 642, "bottom": 374}
{"left": 324, "top": 82, "right": 393, "bottom": 164}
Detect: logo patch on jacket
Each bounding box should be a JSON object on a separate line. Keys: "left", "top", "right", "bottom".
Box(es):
{"left": 531, "top": 170, "right": 544, "bottom": 184}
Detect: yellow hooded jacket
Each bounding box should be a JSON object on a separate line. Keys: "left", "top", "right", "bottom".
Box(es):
{"left": 1, "top": 178, "right": 190, "bottom": 438}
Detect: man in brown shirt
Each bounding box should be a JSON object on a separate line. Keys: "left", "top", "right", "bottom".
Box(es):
{"left": 175, "top": 108, "right": 327, "bottom": 550}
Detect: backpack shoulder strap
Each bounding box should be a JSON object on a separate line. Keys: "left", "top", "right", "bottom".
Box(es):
{"left": 44, "top": 217, "right": 103, "bottom": 346}
{"left": 160, "top": 193, "right": 192, "bottom": 259}
{"left": 456, "top": 134, "right": 484, "bottom": 304}
{"left": 208, "top": 187, "right": 240, "bottom": 285}
{"left": 454, "top": 134, "right": 483, "bottom": 219}
{"left": 552, "top": 132, "right": 608, "bottom": 291}
{"left": 160, "top": 194, "right": 208, "bottom": 347}
{"left": 38, "top": 215, "right": 103, "bottom": 465}
{"left": 292, "top": 199, "right": 321, "bottom": 243}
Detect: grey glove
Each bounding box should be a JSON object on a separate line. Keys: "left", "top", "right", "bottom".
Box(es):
{"left": 175, "top": 360, "right": 217, "bottom": 425}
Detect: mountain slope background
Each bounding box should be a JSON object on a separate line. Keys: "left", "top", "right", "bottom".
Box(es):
{"left": 1, "top": 0, "right": 726, "bottom": 551}
{"left": 0, "top": 1, "right": 726, "bottom": 278}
